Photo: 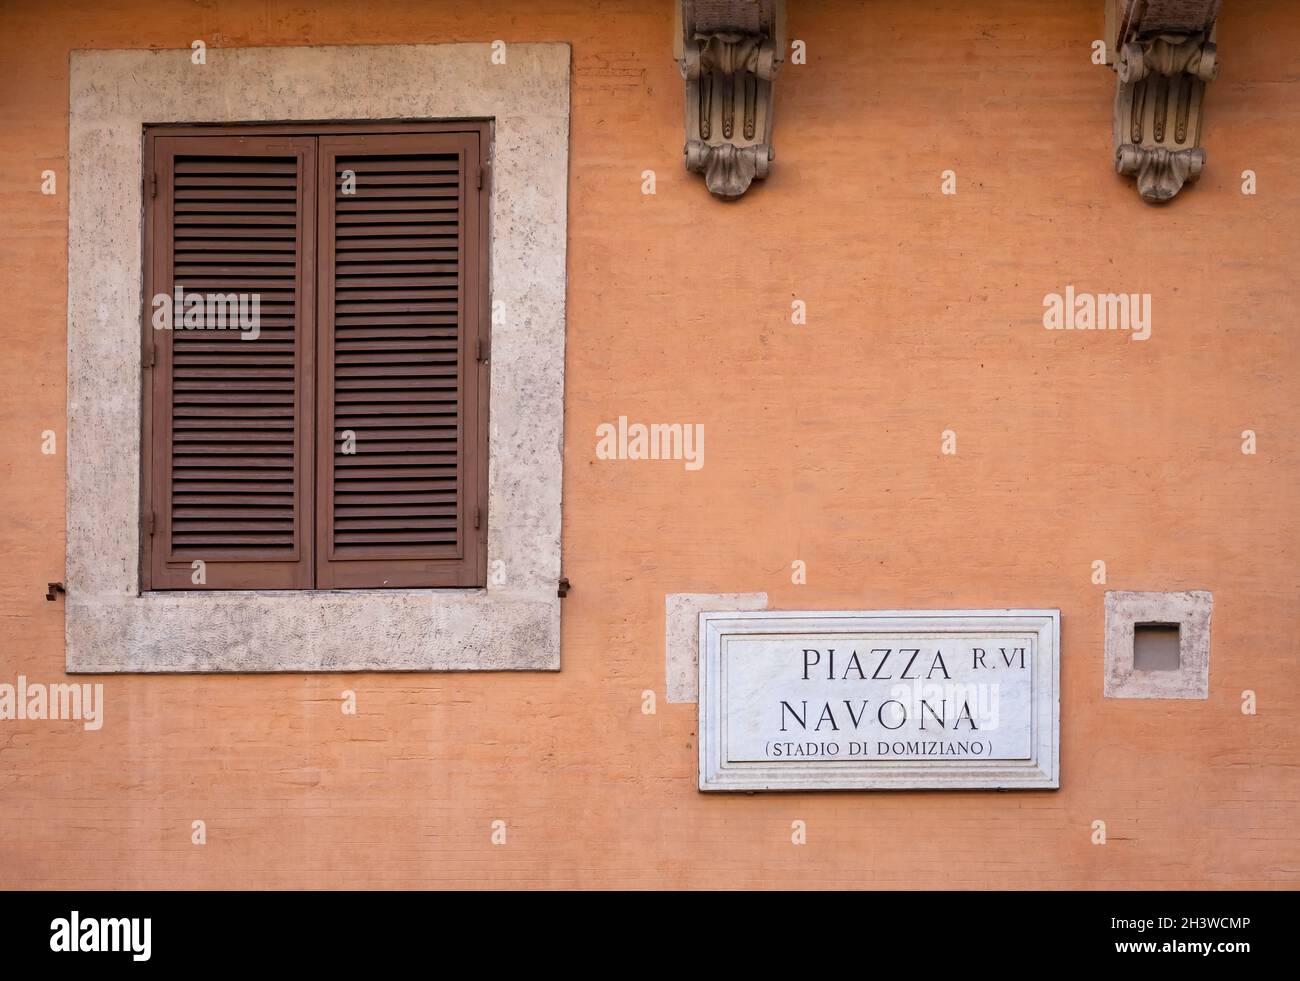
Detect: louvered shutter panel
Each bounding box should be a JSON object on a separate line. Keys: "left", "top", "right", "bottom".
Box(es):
{"left": 144, "top": 136, "right": 316, "bottom": 589}
{"left": 315, "top": 133, "right": 486, "bottom": 588}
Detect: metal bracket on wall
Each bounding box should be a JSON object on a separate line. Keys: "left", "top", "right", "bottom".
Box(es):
{"left": 675, "top": 0, "right": 786, "bottom": 199}
{"left": 1106, "top": 0, "right": 1222, "bottom": 203}
{"left": 46, "top": 582, "right": 65, "bottom": 602}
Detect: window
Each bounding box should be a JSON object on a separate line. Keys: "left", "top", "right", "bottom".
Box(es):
{"left": 141, "top": 123, "right": 489, "bottom": 591}
{"left": 1104, "top": 591, "right": 1212, "bottom": 698}
{"left": 67, "top": 44, "right": 567, "bottom": 671}
{"left": 1132, "top": 622, "right": 1181, "bottom": 671}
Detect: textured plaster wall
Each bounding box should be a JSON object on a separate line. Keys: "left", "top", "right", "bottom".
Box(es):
{"left": 1, "top": 0, "right": 1298, "bottom": 888}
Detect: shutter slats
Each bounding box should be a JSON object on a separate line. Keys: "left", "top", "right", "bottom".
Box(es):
{"left": 175, "top": 160, "right": 298, "bottom": 173}
{"left": 146, "top": 136, "right": 315, "bottom": 589}
{"left": 321, "top": 147, "right": 465, "bottom": 574}
{"left": 335, "top": 226, "right": 451, "bottom": 237}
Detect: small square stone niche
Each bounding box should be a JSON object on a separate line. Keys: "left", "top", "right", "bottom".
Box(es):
{"left": 1104, "top": 591, "right": 1212, "bottom": 699}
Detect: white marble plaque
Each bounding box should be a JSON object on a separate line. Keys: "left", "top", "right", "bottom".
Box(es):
{"left": 699, "top": 610, "right": 1059, "bottom": 791}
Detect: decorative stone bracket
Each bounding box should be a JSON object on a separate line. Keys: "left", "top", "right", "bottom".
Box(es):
{"left": 1106, "top": 0, "right": 1222, "bottom": 202}
{"left": 675, "top": 0, "right": 785, "bottom": 199}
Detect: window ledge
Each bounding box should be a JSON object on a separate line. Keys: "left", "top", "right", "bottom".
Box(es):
{"left": 67, "top": 590, "right": 559, "bottom": 673}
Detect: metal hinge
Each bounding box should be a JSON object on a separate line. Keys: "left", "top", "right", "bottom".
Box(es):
{"left": 143, "top": 344, "right": 155, "bottom": 369}
{"left": 476, "top": 165, "right": 483, "bottom": 190}
{"left": 46, "top": 582, "right": 66, "bottom": 602}
{"left": 477, "top": 337, "right": 489, "bottom": 363}
{"left": 473, "top": 506, "right": 481, "bottom": 530}
{"left": 145, "top": 511, "right": 155, "bottom": 536}
{"left": 557, "top": 577, "right": 571, "bottom": 598}
{"left": 150, "top": 172, "right": 157, "bottom": 198}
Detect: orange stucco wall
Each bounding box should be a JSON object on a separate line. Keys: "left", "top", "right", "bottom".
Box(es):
{"left": 1, "top": 0, "right": 1297, "bottom": 888}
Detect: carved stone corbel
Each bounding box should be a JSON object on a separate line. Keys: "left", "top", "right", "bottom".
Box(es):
{"left": 675, "top": 0, "right": 786, "bottom": 199}
{"left": 1106, "top": 0, "right": 1222, "bottom": 202}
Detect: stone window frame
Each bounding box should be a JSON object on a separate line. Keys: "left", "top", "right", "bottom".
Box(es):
{"left": 65, "top": 44, "right": 569, "bottom": 672}
{"left": 1103, "top": 591, "right": 1212, "bottom": 698}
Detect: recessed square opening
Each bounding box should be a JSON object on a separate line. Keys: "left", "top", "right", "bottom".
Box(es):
{"left": 1133, "top": 622, "right": 1181, "bottom": 671}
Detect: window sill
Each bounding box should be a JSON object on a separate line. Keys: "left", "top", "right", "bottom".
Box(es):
{"left": 67, "top": 588, "right": 559, "bottom": 673}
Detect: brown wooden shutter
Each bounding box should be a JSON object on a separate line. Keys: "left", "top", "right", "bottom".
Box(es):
{"left": 315, "top": 133, "right": 486, "bottom": 588}
{"left": 143, "top": 136, "right": 316, "bottom": 590}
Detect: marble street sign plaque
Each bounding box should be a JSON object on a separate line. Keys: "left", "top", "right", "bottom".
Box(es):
{"left": 698, "top": 610, "right": 1060, "bottom": 791}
